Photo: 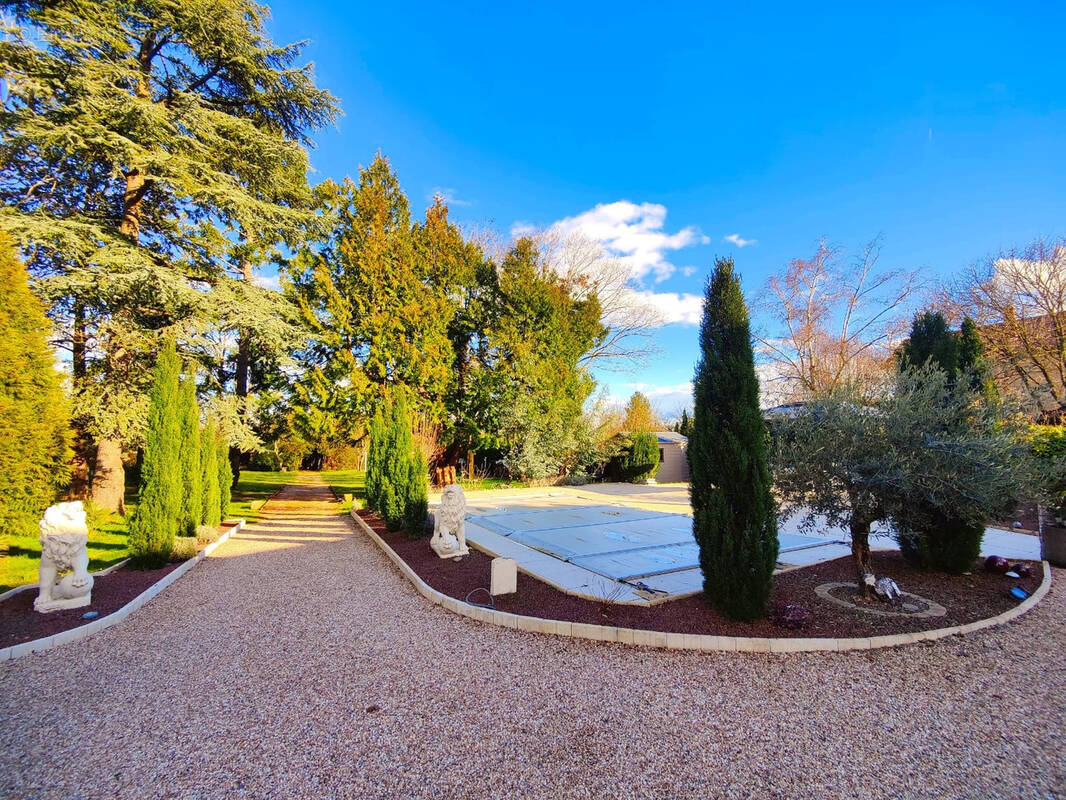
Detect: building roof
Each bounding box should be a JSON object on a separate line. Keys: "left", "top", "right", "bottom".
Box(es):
{"left": 653, "top": 431, "right": 687, "bottom": 444}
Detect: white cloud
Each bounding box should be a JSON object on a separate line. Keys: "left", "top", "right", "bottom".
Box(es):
{"left": 253, "top": 274, "right": 281, "bottom": 291}
{"left": 428, "top": 187, "right": 472, "bottom": 207}
{"left": 514, "top": 200, "right": 708, "bottom": 283}
{"left": 681, "top": 266, "right": 699, "bottom": 277}
{"left": 724, "top": 233, "right": 757, "bottom": 248}
{"left": 624, "top": 289, "right": 704, "bottom": 325}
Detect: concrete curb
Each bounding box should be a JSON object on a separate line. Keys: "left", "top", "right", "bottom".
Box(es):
{"left": 350, "top": 509, "right": 1053, "bottom": 654}
{"left": 0, "top": 519, "right": 246, "bottom": 662}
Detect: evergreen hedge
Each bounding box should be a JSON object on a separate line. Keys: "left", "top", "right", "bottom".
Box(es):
{"left": 177, "top": 378, "right": 202, "bottom": 536}
{"left": 129, "top": 338, "right": 181, "bottom": 566}
{"left": 0, "top": 235, "right": 70, "bottom": 536}
{"left": 689, "top": 257, "right": 778, "bottom": 621}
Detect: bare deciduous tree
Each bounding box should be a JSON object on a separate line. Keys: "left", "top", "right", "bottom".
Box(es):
{"left": 754, "top": 238, "right": 920, "bottom": 402}
{"left": 944, "top": 237, "right": 1066, "bottom": 421}
{"left": 535, "top": 230, "right": 664, "bottom": 369}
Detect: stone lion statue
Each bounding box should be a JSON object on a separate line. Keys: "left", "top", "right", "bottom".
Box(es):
{"left": 430, "top": 484, "right": 469, "bottom": 559}
{"left": 35, "top": 501, "right": 94, "bottom": 613}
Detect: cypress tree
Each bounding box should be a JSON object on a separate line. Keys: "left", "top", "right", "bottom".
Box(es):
{"left": 900, "top": 311, "right": 958, "bottom": 377}
{"left": 217, "top": 433, "right": 233, "bottom": 522}
{"left": 177, "top": 379, "right": 202, "bottom": 536}
{"left": 201, "top": 420, "right": 221, "bottom": 528}
{"left": 365, "top": 408, "right": 384, "bottom": 512}
{"left": 958, "top": 316, "right": 995, "bottom": 398}
{"left": 624, "top": 432, "right": 660, "bottom": 482}
{"left": 404, "top": 449, "right": 429, "bottom": 537}
{"left": 0, "top": 235, "right": 70, "bottom": 536}
{"left": 129, "top": 338, "right": 181, "bottom": 566}
{"left": 381, "top": 398, "right": 412, "bottom": 531}
{"left": 690, "top": 257, "right": 778, "bottom": 621}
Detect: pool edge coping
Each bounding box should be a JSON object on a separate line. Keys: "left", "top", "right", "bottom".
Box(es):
{"left": 351, "top": 508, "right": 1053, "bottom": 654}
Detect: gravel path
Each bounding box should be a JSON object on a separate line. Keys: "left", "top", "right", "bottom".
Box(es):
{"left": 1, "top": 474, "right": 1063, "bottom": 800}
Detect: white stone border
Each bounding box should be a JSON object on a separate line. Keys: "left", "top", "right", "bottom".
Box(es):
{"left": 0, "top": 519, "right": 245, "bottom": 662}
{"left": 350, "top": 509, "right": 1053, "bottom": 654}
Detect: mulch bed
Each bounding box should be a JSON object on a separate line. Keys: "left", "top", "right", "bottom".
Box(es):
{"left": 359, "top": 510, "right": 1044, "bottom": 639}
{"left": 993, "top": 500, "right": 1064, "bottom": 536}
{"left": 0, "top": 563, "right": 180, "bottom": 649}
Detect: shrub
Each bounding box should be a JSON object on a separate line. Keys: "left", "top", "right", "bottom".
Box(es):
{"left": 128, "top": 338, "right": 181, "bottom": 567}
{"left": 366, "top": 396, "right": 427, "bottom": 535}
{"left": 169, "top": 537, "right": 199, "bottom": 561}
{"left": 0, "top": 234, "right": 71, "bottom": 537}
{"left": 1031, "top": 425, "right": 1066, "bottom": 518}
{"left": 195, "top": 524, "right": 219, "bottom": 546}
{"left": 177, "top": 379, "right": 202, "bottom": 537}
{"left": 623, "top": 431, "right": 660, "bottom": 482}
{"left": 404, "top": 449, "right": 429, "bottom": 537}
{"left": 690, "top": 257, "right": 778, "bottom": 621}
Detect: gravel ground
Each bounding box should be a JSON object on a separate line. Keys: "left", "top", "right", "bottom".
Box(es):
{"left": 1, "top": 475, "right": 1063, "bottom": 800}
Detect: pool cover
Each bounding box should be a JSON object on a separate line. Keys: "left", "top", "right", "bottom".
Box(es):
{"left": 471, "top": 505, "right": 832, "bottom": 583}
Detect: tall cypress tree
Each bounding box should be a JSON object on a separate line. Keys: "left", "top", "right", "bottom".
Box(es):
{"left": 404, "top": 449, "right": 429, "bottom": 537}
{"left": 177, "top": 379, "right": 202, "bottom": 536}
{"left": 200, "top": 419, "right": 221, "bottom": 528}
{"left": 365, "top": 408, "right": 384, "bottom": 512}
{"left": 0, "top": 234, "right": 70, "bottom": 537}
{"left": 217, "top": 433, "right": 233, "bottom": 522}
{"left": 690, "top": 257, "right": 778, "bottom": 621}
{"left": 129, "top": 338, "right": 181, "bottom": 566}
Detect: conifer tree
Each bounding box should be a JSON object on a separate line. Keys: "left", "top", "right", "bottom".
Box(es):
{"left": 404, "top": 449, "right": 429, "bottom": 537}
{"left": 623, "top": 432, "right": 660, "bottom": 482}
{"left": 900, "top": 311, "right": 958, "bottom": 376}
{"left": 201, "top": 420, "right": 221, "bottom": 528}
{"left": 217, "top": 434, "right": 233, "bottom": 522}
{"left": 690, "top": 257, "right": 778, "bottom": 621}
{"left": 177, "top": 379, "right": 202, "bottom": 536}
{"left": 129, "top": 339, "right": 181, "bottom": 566}
{"left": 0, "top": 235, "right": 70, "bottom": 536}
{"left": 381, "top": 398, "right": 413, "bottom": 531}
{"left": 365, "top": 409, "right": 384, "bottom": 512}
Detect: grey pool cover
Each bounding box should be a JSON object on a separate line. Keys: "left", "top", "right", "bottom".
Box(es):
{"left": 473, "top": 505, "right": 830, "bottom": 583}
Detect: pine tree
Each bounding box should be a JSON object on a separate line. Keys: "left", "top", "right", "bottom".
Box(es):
{"left": 958, "top": 316, "right": 995, "bottom": 399}
{"left": 217, "top": 433, "right": 233, "bottom": 522}
{"left": 177, "top": 379, "right": 202, "bottom": 536}
{"left": 690, "top": 257, "right": 778, "bottom": 621}
{"left": 0, "top": 235, "right": 71, "bottom": 537}
{"left": 200, "top": 420, "right": 221, "bottom": 527}
{"left": 129, "top": 338, "right": 181, "bottom": 566}
{"left": 679, "top": 409, "right": 692, "bottom": 438}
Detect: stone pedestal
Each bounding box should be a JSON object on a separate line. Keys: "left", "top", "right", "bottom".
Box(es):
{"left": 35, "top": 502, "right": 94, "bottom": 614}
{"left": 490, "top": 557, "right": 517, "bottom": 596}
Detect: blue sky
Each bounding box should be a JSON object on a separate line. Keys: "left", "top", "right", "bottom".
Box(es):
{"left": 265, "top": 0, "right": 1066, "bottom": 415}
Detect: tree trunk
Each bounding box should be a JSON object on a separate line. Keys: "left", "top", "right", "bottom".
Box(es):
{"left": 91, "top": 437, "right": 125, "bottom": 514}
{"left": 467, "top": 448, "right": 475, "bottom": 480}
{"left": 849, "top": 516, "right": 874, "bottom": 596}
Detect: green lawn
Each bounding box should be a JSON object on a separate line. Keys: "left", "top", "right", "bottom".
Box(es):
{"left": 230, "top": 469, "right": 303, "bottom": 523}
{"left": 319, "top": 469, "right": 366, "bottom": 513}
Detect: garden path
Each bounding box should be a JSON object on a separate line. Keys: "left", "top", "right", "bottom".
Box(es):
{"left": 1, "top": 474, "right": 1063, "bottom": 799}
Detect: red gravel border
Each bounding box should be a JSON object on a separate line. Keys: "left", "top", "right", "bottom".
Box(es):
{"left": 0, "top": 563, "right": 181, "bottom": 648}
{"left": 359, "top": 509, "right": 1043, "bottom": 638}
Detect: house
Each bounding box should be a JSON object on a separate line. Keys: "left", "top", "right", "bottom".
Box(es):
{"left": 652, "top": 431, "right": 690, "bottom": 483}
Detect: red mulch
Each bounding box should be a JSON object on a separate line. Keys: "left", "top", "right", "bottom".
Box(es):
{"left": 0, "top": 563, "right": 180, "bottom": 648}
{"left": 993, "top": 501, "right": 1064, "bottom": 536}
{"left": 359, "top": 510, "right": 1044, "bottom": 639}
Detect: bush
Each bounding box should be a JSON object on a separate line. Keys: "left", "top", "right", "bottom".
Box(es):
{"left": 623, "top": 431, "right": 660, "bottom": 482}
{"left": 0, "top": 234, "right": 71, "bottom": 537}
{"left": 169, "top": 537, "right": 199, "bottom": 561}
{"left": 1031, "top": 425, "right": 1066, "bottom": 518}
{"left": 195, "top": 524, "right": 219, "bottom": 546}
{"left": 248, "top": 449, "right": 281, "bottom": 471}
{"left": 894, "top": 509, "right": 985, "bottom": 573}
{"left": 128, "top": 338, "right": 181, "bottom": 567}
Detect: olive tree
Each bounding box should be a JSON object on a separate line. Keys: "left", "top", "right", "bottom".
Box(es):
{"left": 771, "top": 366, "right": 1033, "bottom": 591}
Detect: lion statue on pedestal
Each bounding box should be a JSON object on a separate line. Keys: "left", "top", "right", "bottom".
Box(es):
{"left": 430, "top": 484, "right": 469, "bottom": 559}
{"left": 35, "top": 501, "right": 94, "bottom": 613}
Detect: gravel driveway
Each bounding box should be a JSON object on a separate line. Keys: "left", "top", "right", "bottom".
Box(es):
{"left": 2, "top": 475, "right": 1063, "bottom": 800}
